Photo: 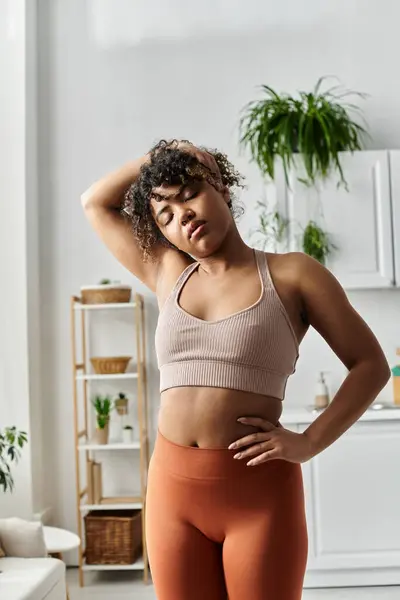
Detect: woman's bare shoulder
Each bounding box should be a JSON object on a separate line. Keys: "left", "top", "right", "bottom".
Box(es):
{"left": 264, "top": 251, "right": 312, "bottom": 284}
{"left": 265, "top": 251, "right": 327, "bottom": 285}
{"left": 156, "top": 249, "right": 195, "bottom": 306}
{"left": 266, "top": 250, "right": 310, "bottom": 269}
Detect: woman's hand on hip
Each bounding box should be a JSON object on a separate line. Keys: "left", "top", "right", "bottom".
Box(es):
{"left": 228, "top": 417, "right": 315, "bottom": 466}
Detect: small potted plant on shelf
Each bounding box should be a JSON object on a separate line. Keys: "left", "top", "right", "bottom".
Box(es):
{"left": 115, "top": 392, "right": 129, "bottom": 416}
{"left": 0, "top": 427, "right": 28, "bottom": 493}
{"left": 92, "top": 396, "right": 113, "bottom": 444}
{"left": 122, "top": 425, "right": 134, "bottom": 444}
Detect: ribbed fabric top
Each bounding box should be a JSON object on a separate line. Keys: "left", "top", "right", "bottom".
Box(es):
{"left": 155, "top": 249, "right": 299, "bottom": 400}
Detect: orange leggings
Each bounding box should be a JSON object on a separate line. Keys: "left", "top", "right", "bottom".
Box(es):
{"left": 146, "top": 431, "right": 308, "bottom": 600}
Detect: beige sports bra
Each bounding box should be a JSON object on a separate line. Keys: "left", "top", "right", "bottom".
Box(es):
{"left": 155, "top": 249, "right": 299, "bottom": 399}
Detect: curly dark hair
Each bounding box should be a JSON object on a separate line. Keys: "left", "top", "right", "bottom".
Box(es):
{"left": 122, "top": 140, "right": 245, "bottom": 259}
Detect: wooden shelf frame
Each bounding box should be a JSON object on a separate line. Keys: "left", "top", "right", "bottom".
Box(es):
{"left": 71, "top": 294, "right": 150, "bottom": 586}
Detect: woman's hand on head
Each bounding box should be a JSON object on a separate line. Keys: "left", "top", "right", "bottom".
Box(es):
{"left": 173, "top": 141, "right": 221, "bottom": 181}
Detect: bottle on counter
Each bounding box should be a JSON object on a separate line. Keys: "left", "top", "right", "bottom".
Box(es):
{"left": 391, "top": 349, "right": 400, "bottom": 406}
{"left": 314, "top": 371, "right": 330, "bottom": 409}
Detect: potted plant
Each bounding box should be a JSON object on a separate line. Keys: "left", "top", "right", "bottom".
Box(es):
{"left": 92, "top": 396, "right": 113, "bottom": 444}
{"left": 122, "top": 425, "right": 134, "bottom": 444}
{"left": 115, "top": 392, "right": 129, "bottom": 416}
{"left": 0, "top": 427, "right": 28, "bottom": 493}
{"left": 240, "top": 77, "right": 367, "bottom": 188}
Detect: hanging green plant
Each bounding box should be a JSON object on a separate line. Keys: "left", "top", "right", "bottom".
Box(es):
{"left": 302, "top": 221, "right": 336, "bottom": 265}
{"left": 251, "top": 204, "right": 334, "bottom": 265}
{"left": 250, "top": 201, "right": 289, "bottom": 252}
{"left": 240, "top": 77, "right": 368, "bottom": 188}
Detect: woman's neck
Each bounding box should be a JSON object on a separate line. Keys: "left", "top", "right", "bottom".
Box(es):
{"left": 196, "top": 232, "right": 255, "bottom": 276}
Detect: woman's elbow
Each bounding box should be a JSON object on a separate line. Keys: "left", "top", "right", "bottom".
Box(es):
{"left": 374, "top": 354, "right": 391, "bottom": 389}
{"left": 81, "top": 189, "right": 93, "bottom": 210}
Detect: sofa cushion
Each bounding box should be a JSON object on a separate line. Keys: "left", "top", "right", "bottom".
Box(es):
{"left": 0, "top": 518, "right": 47, "bottom": 558}
{"left": 0, "top": 557, "right": 65, "bottom": 600}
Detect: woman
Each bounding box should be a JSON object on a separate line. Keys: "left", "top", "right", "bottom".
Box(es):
{"left": 82, "top": 140, "right": 390, "bottom": 600}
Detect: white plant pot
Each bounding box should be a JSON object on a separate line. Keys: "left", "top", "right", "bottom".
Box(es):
{"left": 122, "top": 428, "right": 134, "bottom": 444}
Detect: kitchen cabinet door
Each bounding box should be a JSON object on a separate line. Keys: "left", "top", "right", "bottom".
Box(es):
{"left": 299, "top": 421, "right": 400, "bottom": 573}
{"left": 282, "top": 151, "right": 394, "bottom": 289}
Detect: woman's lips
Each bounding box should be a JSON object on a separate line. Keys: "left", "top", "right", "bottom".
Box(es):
{"left": 190, "top": 223, "right": 206, "bottom": 240}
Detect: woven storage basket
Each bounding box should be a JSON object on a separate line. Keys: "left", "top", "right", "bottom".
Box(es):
{"left": 81, "top": 285, "right": 131, "bottom": 305}
{"left": 90, "top": 356, "right": 131, "bottom": 375}
{"left": 84, "top": 510, "right": 142, "bottom": 565}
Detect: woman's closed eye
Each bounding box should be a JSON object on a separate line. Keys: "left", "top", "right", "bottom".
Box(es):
{"left": 184, "top": 190, "right": 198, "bottom": 202}
{"left": 163, "top": 214, "right": 173, "bottom": 226}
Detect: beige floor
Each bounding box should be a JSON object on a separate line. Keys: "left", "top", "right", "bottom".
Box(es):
{"left": 66, "top": 569, "right": 400, "bottom": 600}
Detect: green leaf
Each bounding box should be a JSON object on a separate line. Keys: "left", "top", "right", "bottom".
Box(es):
{"left": 92, "top": 395, "right": 114, "bottom": 417}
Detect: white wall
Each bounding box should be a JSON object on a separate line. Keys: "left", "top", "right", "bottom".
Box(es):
{"left": 37, "top": 0, "right": 400, "bottom": 538}
{"left": 0, "top": 0, "right": 44, "bottom": 518}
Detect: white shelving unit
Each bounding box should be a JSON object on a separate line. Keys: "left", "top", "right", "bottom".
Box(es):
{"left": 71, "top": 295, "right": 150, "bottom": 586}
{"left": 80, "top": 502, "right": 143, "bottom": 511}
{"left": 78, "top": 442, "right": 141, "bottom": 451}
{"left": 74, "top": 302, "right": 137, "bottom": 311}
{"left": 76, "top": 373, "right": 139, "bottom": 381}
{"left": 82, "top": 559, "right": 145, "bottom": 572}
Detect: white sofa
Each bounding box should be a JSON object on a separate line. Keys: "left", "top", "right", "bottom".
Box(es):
{"left": 0, "top": 556, "right": 66, "bottom": 600}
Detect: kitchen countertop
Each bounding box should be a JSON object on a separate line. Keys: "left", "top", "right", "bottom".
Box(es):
{"left": 281, "top": 404, "right": 400, "bottom": 425}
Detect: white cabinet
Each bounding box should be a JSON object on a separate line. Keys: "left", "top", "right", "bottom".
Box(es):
{"left": 388, "top": 151, "right": 400, "bottom": 287}
{"left": 281, "top": 151, "right": 394, "bottom": 289}
{"left": 292, "top": 417, "right": 400, "bottom": 587}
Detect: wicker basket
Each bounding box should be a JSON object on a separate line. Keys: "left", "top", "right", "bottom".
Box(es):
{"left": 84, "top": 510, "right": 142, "bottom": 565}
{"left": 81, "top": 285, "right": 131, "bottom": 305}
{"left": 90, "top": 356, "right": 131, "bottom": 375}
